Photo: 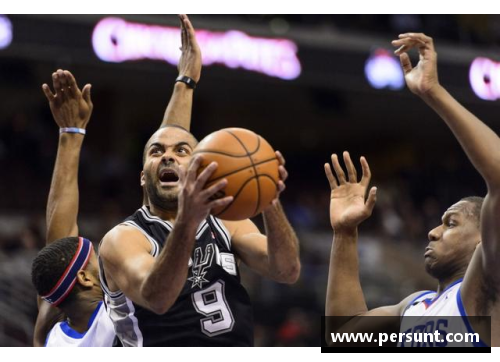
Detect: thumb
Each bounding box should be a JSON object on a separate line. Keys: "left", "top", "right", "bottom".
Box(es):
{"left": 399, "top": 53, "right": 413, "bottom": 75}
{"left": 365, "top": 187, "right": 378, "bottom": 214}
{"left": 82, "top": 84, "right": 92, "bottom": 104}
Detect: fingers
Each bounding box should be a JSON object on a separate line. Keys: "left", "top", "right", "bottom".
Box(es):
{"left": 178, "top": 14, "right": 188, "bottom": 51}
{"left": 330, "top": 154, "right": 347, "bottom": 185}
{"left": 277, "top": 180, "right": 286, "bottom": 194}
{"left": 194, "top": 160, "right": 218, "bottom": 190}
{"left": 360, "top": 156, "right": 372, "bottom": 187}
{"left": 52, "top": 72, "right": 62, "bottom": 98}
{"left": 365, "top": 186, "right": 378, "bottom": 214}
{"left": 57, "top": 69, "right": 68, "bottom": 97}
{"left": 343, "top": 151, "right": 358, "bottom": 183}
{"left": 82, "top": 84, "right": 92, "bottom": 105}
{"left": 63, "top": 70, "right": 79, "bottom": 97}
{"left": 392, "top": 33, "right": 435, "bottom": 59}
{"left": 200, "top": 178, "right": 227, "bottom": 200}
{"left": 399, "top": 52, "right": 413, "bottom": 75}
{"left": 182, "top": 14, "right": 197, "bottom": 47}
{"left": 324, "top": 163, "right": 338, "bottom": 190}
{"left": 399, "top": 33, "right": 434, "bottom": 47}
{"left": 41, "top": 84, "right": 55, "bottom": 102}
{"left": 208, "top": 196, "right": 234, "bottom": 210}
{"left": 186, "top": 156, "right": 203, "bottom": 184}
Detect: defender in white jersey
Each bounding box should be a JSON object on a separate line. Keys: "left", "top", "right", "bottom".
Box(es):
{"left": 45, "top": 301, "right": 115, "bottom": 347}
{"left": 324, "top": 33, "right": 500, "bottom": 347}
{"left": 31, "top": 69, "right": 116, "bottom": 347}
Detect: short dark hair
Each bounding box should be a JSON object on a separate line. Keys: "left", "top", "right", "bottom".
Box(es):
{"left": 460, "top": 196, "right": 484, "bottom": 227}
{"left": 142, "top": 125, "right": 198, "bottom": 166}
{"left": 31, "top": 237, "right": 82, "bottom": 307}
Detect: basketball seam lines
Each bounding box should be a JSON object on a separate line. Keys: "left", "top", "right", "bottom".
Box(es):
{"left": 225, "top": 130, "right": 261, "bottom": 217}
{"left": 212, "top": 174, "right": 278, "bottom": 218}
{"left": 208, "top": 157, "right": 278, "bottom": 183}
{"left": 192, "top": 135, "right": 261, "bottom": 158}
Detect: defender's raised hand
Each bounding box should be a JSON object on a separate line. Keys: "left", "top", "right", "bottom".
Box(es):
{"left": 325, "top": 152, "right": 377, "bottom": 233}
{"left": 392, "top": 33, "right": 440, "bottom": 98}
{"left": 177, "top": 14, "right": 202, "bottom": 83}
{"left": 42, "top": 69, "right": 93, "bottom": 129}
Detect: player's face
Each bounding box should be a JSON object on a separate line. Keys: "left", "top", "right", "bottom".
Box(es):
{"left": 141, "top": 127, "right": 196, "bottom": 210}
{"left": 424, "top": 201, "right": 480, "bottom": 279}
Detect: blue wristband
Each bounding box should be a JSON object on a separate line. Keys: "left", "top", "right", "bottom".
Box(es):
{"left": 59, "top": 127, "right": 86, "bottom": 135}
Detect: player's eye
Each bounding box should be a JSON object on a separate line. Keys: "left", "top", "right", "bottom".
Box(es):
{"left": 177, "top": 147, "right": 189, "bottom": 155}
{"left": 151, "top": 148, "right": 162, "bottom": 156}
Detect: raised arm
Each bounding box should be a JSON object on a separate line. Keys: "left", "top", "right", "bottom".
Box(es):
{"left": 34, "top": 70, "right": 92, "bottom": 346}
{"left": 322, "top": 152, "right": 423, "bottom": 345}
{"left": 43, "top": 70, "right": 93, "bottom": 244}
{"left": 160, "top": 14, "right": 201, "bottom": 131}
{"left": 324, "top": 152, "right": 378, "bottom": 317}
{"left": 100, "top": 158, "right": 233, "bottom": 314}
{"left": 226, "top": 151, "right": 301, "bottom": 284}
{"left": 393, "top": 34, "right": 500, "bottom": 342}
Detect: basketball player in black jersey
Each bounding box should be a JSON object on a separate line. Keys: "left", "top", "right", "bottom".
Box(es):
{"left": 31, "top": 15, "right": 204, "bottom": 346}
{"left": 324, "top": 33, "right": 499, "bottom": 346}
{"left": 99, "top": 16, "right": 301, "bottom": 347}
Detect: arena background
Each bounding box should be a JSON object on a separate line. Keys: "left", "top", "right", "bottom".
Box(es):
{"left": 0, "top": 14, "right": 499, "bottom": 347}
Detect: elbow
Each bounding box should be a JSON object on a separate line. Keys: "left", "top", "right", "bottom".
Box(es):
{"left": 140, "top": 287, "right": 173, "bottom": 315}
{"left": 275, "top": 260, "right": 301, "bottom": 284}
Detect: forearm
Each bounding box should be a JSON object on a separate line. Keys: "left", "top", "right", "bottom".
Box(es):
{"left": 422, "top": 86, "right": 500, "bottom": 188}
{"left": 140, "top": 220, "right": 197, "bottom": 314}
{"left": 262, "top": 202, "right": 300, "bottom": 284}
{"left": 160, "top": 82, "right": 194, "bottom": 130}
{"left": 46, "top": 133, "right": 84, "bottom": 243}
{"left": 326, "top": 228, "right": 368, "bottom": 316}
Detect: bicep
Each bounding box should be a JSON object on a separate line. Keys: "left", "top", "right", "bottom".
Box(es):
{"left": 100, "top": 228, "right": 155, "bottom": 307}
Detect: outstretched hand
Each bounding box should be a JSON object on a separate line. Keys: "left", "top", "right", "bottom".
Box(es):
{"left": 392, "top": 33, "right": 440, "bottom": 98}
{"left": 42, "top": 69, "right": 93, "bottom": 130}
{"left": 325, "top": 152, "right": 377, "bottom": 233}
{"left": 177, "top": 14, "right": 202, "bottom": 83}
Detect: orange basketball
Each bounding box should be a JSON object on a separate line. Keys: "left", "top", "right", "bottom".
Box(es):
{"left": 193, "top": 128, "right": 279, "bottom": 221}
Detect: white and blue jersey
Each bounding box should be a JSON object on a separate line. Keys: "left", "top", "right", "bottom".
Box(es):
{"left": 45, "top": 301, "right": 115, "bottom": 347}
{"left": 399, "top": 278, "right": 488, "bottom": 347}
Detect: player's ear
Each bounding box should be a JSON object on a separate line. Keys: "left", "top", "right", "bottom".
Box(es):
{"left": 140, "top": 171, "right": 145, "bottom": 187}
{"left": 76, "top": 270, "right": 94, "bottom": 288}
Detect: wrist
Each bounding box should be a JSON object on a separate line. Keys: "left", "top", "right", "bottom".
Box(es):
{"left": 59, "top": 127, "right": 86, "bottom": 136}
{"left": 175, "top": 75, "right": 197, "bottom": 90}
{"left": 174, "top": 81, "right": 194, "bottom": 92}
{"left": 59, "top": 131, "right": 85, "bottom": 145}
{"left": 174, "top": 212, "right": 199, "bottom": 234}
{"left": 419, "top": 83, "right": 445, "bottom": 103}
{"left": 263, "top": 200, "right": 282, "bottom": 217}
{"left": 333, "top": 226, "right": 358, "bottom": 237}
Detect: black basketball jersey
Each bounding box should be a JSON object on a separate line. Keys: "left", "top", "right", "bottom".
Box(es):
{"left": 99, "top": 205, "right": 254, "bottom": 347}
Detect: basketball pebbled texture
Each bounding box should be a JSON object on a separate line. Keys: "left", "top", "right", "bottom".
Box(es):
{"left": 193, "top": 128, "right": 279, "bottom": 221}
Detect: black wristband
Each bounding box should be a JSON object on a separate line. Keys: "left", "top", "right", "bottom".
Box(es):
{"left": 176, "top": 75, "right": 197, "bottom": 89}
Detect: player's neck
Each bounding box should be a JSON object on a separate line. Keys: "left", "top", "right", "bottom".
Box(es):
{"left": 148, "top": 203, "right": 177, "bottom": 223}
{"left": 63, "top": 298, "right": 101, "bottom": 334}
{"left": 436, "top": 272, "right": 465, "bottom": 294}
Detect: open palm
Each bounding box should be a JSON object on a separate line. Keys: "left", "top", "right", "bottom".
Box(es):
{"left": 325, "top": 152, "right": 377, "bottom": 232}
{"left": 42, "top": 70, "right": 93, "bottom": 129}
